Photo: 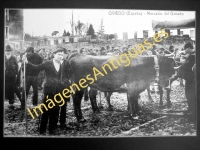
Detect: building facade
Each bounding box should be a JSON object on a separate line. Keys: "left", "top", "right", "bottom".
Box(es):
{"left": 5, "top": 9, "right": 24, "bottom": 51}
{"left": 123, "top": 32, "right": 128, "bottom": 41}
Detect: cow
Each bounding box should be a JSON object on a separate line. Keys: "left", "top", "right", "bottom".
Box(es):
{"left": 68, "top": 52, "right": 176, "bottom": 122}
{"left": 95, "top": 48, "right": 179, "bottom": 111}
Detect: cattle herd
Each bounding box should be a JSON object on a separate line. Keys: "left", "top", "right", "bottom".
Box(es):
{"left": 5, "top": 40, "right": 196, "bottom": 135}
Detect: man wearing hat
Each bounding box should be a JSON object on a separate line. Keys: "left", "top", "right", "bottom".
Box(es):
{"left": 172, "top": 42, "right": 196, "bottom": 119}
{"left": 99, "top": 47, "right": 107, "bottom": 56}
{"left": 181, "top": 42, "right": 195, "bottom": 117}
{"left": 21, "top": 47, "right": 43, "bottom": 109}
{"left": 106, "top": 45, "right": 110, "bottom": 53}
{"left": 79, "top": 48, "right": 85, "bottom": 54}
{"left": 5, "top": 45, "right": 21, "bottom": 109}
{"left": 88, "top": 48, "right": 97, "bottom": 56}
{"left": 122, "top": 46, "right": 129, "bottom": 54}
{"left": 22, "top": 47, "right": 71, "bottom": 134}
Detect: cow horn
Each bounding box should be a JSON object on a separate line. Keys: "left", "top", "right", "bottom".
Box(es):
{"left": 173, "top": 66, "right": 180, "bottom": 70}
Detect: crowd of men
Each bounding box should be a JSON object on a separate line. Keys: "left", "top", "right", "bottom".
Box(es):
{"left": 5, "top": 40, "right": 196, "bottom": 135}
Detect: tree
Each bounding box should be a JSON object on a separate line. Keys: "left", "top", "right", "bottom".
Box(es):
{"left": 97, "top": 19, "right": 105, "bottom": 38}
{"left": 75, "top": 20, "right": 86, "bottom": 36}
{"left": 87, "top": 24, "right": 95, "bottom": 39}
{"left": 24, "top": 33, "right": 32, "bottom": 41}
{"left": 109, "top": 34, "right": 115, "bottom": 40}
{"left": 51, "top": 31, "right": 59, "bottom": 36}
{"left": 63, "top": 30, "right": 67, "bottom": 36}
{"left": 66, "top": 31, "right": 70, "bottom": 36}
{"left": 24, "top": 33, "right": 40, "bottom": 41}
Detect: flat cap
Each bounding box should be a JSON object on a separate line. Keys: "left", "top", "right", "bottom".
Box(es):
{"left": 26, "top": 47, "right": 34, "bottom": 53}
{"left": 5, "top": 45, "right": 13, "bottom": 51}
{"left": 52, "top": 47, "right": 65, "bottom": 54}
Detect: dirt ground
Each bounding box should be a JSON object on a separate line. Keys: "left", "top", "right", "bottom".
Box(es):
{"left": 4, "top": 80, "right": 196, "bottom": 137}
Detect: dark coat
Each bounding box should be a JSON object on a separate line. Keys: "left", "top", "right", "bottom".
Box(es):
{"left": 26, "top": 53, "right": 43, "bottom": 76}
{"left": 5, "top": 56, "right": 18, "bottom": 77}
{"left": 179, "top": 51, "right": 195, "bottom": 82}
{"left": 27, "top": 59, "right": 71, "bottom": 95}
{"left": 5, "top": 55, "right": 19, "bottom": 102}
{"left": 178, "top": 51, "right": 195, "bottom": 112}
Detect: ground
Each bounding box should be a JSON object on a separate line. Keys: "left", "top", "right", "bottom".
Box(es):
{"left": 3, "top": 80, "right": 196, "bottom": 137}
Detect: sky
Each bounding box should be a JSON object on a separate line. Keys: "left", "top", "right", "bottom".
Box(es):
{"left": 23, "top": 9, "right": 195, "bottom": 39}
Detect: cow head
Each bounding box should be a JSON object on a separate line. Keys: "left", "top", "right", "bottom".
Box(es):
{"left": 158, "top": 55, "right": 177, "bottom": 87}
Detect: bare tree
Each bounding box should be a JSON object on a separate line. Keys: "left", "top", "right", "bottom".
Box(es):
{"left": 75, "top": 20, "right": 86, "bottom": 36}
{"left": 97, "top": 19, "right": 105, "bottom": 38}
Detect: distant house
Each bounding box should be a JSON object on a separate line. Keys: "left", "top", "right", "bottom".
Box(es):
{"left": 152, "top": 19, "right": 195, "bottom": 40}
{"left": 123, "top": 32, "right": 128, "bottom": 41}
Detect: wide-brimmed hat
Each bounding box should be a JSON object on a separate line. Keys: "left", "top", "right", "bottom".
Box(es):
{"left": 26, "top": 47, "right": 34, "bottom": 53}
{"left": 169, "top": 45, "right": 174, "bottom": 50}
{"left": 5, "top": 45, "right": 13, "bottom": 51}
{"left": 184, "top": 42, "right": 194, "bottom": 50}
{"left": 100, "top": 47, "right": 106, "bottom": 51}
{"left": 52, "top": 47, "right": 65, "bottom": 54}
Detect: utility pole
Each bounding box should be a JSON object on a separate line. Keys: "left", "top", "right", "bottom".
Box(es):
{"left": 99, "top": 18, "right": 104, "bottom": 39}
{"left": 70, "top": 10, "right": 74, "bottom": 43}
{"left": 58, "top": 22, "right": 60, "bottom": 37}
{"left": 72, "top": 10, "right": 74, "bottom": 36}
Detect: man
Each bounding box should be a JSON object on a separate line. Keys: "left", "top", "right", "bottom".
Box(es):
{"left": 21, "top": 47, "right": 43, "bottom": 109}
{"left": 182, "top": 43, "right": 195, "bottom": 110}
{"left": 22, "top": 47, "right": 71, "bottom": 134}
{"left": 79, "top": 48, "right": 85, "bottom": 54}
{"left": 57, "top": 48, "right": 71, "bottom": 129}
{"left": 45, "top": 49, "right": 52, "bottom": 61}
{"left": 38, "top": 48, "right": 46, "bottom": 90}
{"left": 95, "top": 49, "right": 99, "bottom": 55}
{"left": 168, "top": 45, "right": 175, "bottom": 53}
{"left": 122, "top": 47, "right": 129, "bottom": 54}
{"left": 88, "top": 48, "right": 97, "bottom": 56}
{"left": 151, "top": 45, "right": 158, "bottom": 55}
{"left": 106, "top": 45, "right": 110, "bottom": 53}
{"left": 176, "top": 42, "right": 196, "bottom": 119}
{"left": 99, "top": 47, "right": 107, "bottom": 56}
{"left": 113, "top": 47, "right": 121, "bottom": 55}
{"left": 5, "top": 45, "right": 21, "bottom": 109}
{"left": 38, "top": 48, "right": 45, "bottom": 60}
{"left": 67, "top": 49, "right": 71, "bottom": 55}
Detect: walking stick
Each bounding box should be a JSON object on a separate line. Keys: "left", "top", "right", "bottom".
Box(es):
{"left": 23, "top": 55, "right": 28, "bottom": 135}
{"left": 38, "top": 92, "right": 43, "bottom": 134}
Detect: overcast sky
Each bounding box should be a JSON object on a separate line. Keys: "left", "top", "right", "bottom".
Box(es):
{"left": 23, "top": 9, "right": 195, "bottom": 39}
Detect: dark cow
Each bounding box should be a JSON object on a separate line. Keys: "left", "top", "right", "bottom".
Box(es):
{"left": 68, "top": 53, "right": 176, "bottom": 122}
{"left": 93, "top": 48, "right": 179, "bottom": 110}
